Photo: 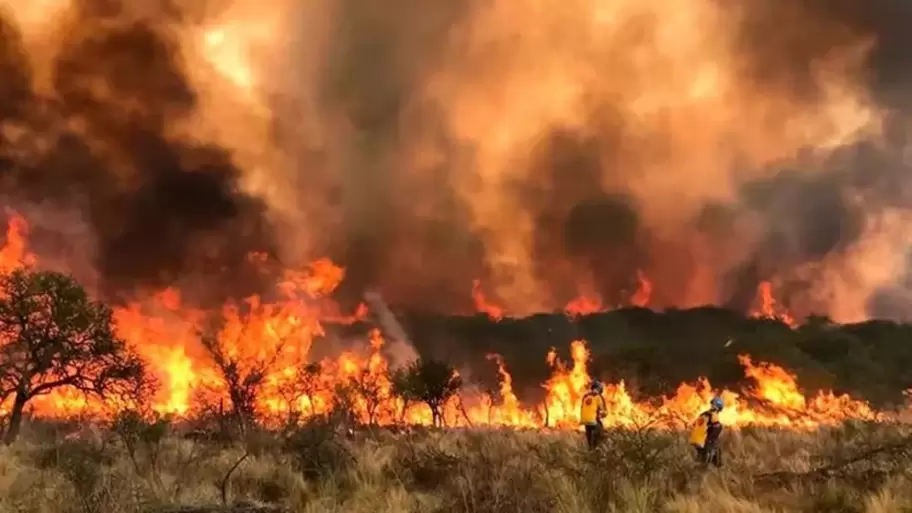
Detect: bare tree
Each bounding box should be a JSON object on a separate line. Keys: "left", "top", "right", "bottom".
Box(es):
{"left": 390, "top": 370, "right": 413, "bottom": 424}
{"left": 198, "top": 318, "right": 287, "bottom": 435}
{"left": 348, "top": 368, "right": 390, "bottom": 426}
{"left": 393, "top": 359, "right": 462, "bottom": 428}
{"left": 276, "top": 361, "right": 326, "bottom": 425}
{"left": 329, "top": 382, "right": 358, "bottom": 436}
{"left": 0, "top": 269, "right": 147, "bottom": 444}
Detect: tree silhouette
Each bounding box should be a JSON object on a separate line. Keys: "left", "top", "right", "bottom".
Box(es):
{"left": 348, "top": 368, "right": 391, "bottom": 426}
{"left": 276, "top": 361, "right": 326, "bottom": 425}
{"left": 0, "top": 269, "right": 146, "bottom": 443}
{"left": 199, "top": 324, "right": 285, "bottom": 436}
{"left": 394, "top": 359, "right": 462, "bottom": 427}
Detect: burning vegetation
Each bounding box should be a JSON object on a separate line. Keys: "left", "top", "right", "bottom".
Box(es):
{"left": 0, "top": 214, "right": 896, "bottom": 442}
{"left": 4, "top": 2, "right": 912, "bottom": 511}
{"left": 2, "top": 0, "right": 912, "bottom": 446}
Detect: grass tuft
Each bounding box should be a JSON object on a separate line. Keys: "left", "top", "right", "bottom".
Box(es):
{"left": 3, "top": 421, "right": 912, "bottom": 512}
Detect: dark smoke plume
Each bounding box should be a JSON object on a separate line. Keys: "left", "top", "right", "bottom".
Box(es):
{"left": 0, "top": 0, "right": 277, "bottom": 306}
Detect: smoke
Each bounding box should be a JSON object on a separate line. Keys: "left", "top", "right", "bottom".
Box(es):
{"left": 363, "top": 290, "right": 419, "bottom": 367}
{"left": 0, "top": 0, "right": 277, "bottom": 305}
{"left": 2, "top": 0, "right": 912, "bottom": 322}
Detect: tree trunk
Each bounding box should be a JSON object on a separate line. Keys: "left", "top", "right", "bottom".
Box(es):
{"left": 367, "top": 403, "right": 378, "bottom": 426}
{"left": 399, "top": 400, "right": 409, "bottom": 424}
{"left": 430, "top": 406, "right": 440, "bottom": 428}
{"left": 4, "top": 392, "right": 28, "bottom": 445}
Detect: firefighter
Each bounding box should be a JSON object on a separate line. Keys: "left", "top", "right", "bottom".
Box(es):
{"left": 689, "top": 396, "right": 724, "bottom": 467}
{"left": 580, "top": 380, "right": 607, "bottom": 449}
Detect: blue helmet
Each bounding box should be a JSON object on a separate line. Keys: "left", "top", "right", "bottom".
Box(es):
{"left": 590, "top": 380, "right": 604, "bottom": 394}
{"left": 710, "top": 396, "right": 724, "bottom": 411}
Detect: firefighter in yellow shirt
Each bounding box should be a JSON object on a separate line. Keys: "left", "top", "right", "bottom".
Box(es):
{"left": 580, "top": 380, "right": 608, "bottom": 449}
{"left": 689, "top": 396, "right": 724, "bottom": 467}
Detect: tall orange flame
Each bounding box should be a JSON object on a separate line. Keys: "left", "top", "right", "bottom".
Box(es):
{"left": 472, "top": 280, "right": 505, "bottom": 321}
{"left": 751, "top": 280, "right": 797, "bottom": 327}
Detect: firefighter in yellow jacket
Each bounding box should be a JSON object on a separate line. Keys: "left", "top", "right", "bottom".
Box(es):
{"left": 689, "top": 396, "right": 724, "bottom": 467}
{"left": 580, "top": 380, "right": 608, "bottom": 449}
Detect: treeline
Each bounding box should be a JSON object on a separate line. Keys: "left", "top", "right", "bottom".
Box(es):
{"left": 328, "top": 308, "right": 912, "bottom": 409}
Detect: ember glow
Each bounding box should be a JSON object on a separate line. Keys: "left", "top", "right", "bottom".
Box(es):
{"left": 0, "top": 216, "right": 888, "bottom": 430}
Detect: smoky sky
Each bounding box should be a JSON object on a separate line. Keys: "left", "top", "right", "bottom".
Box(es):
{"left": 0, "top": 0, "right": 278, "bottom": 306}
{"left": 309, "top": 0, "right": 912, "bottom": 318}
{"left": 3, "top": 0, "right": 912, "bottom": 320}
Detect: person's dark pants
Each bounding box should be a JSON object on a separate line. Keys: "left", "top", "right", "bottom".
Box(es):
{"left": 694, "top": 442, "right": 722, "bottom": 467}
{"left": 584, "top": 423, "right": 603, "bottom": 449}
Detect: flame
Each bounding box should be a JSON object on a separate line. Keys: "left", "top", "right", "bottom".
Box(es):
{"left": 564, "top": 295, "right": 604, "bottom": 318}
{"left": 0, "top": 214, "right": 34, "bottom": 274}
{"left": 202, "top": 27, "right": 257, "bottom": 95}
{"left": 0, "top": 215, "right": 892, "bottom": 430}
{"left": 481, "top": 354, "right": 538, "bottom": 427}
{"left": 629, "top": 269, "right": 653, "bottom": 307}
{"left": 563, "top": 269, "right": 653, "bottom": 318}
{"left": 542, "top": 340, "right": 592, "bottom": 425}
{"left": 472, "top": 279, "right": 505, "bottom": 321}
{"left": 751, "top": 280, "right": 798, "bottom": 327}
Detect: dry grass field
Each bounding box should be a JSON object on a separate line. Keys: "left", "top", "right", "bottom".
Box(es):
{"left": 2, "top": 419, "right": 912, "bottom": 513}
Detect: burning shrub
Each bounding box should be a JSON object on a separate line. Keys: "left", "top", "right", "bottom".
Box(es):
{"left": 275, "top": 362, "right": 326, "bottom": 428}
{"left": 392, "top": 358, "right": 463, "bottom": 428}
{"left": 198, "top": 319, "right": 287, "bottom": 437}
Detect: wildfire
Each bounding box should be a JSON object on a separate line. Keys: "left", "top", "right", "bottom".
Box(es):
{"left": 0, "top": 215, "right": 893, "bottom": 431}
{"left": 564, "top": 269, "right": 653, "bottom": 318}
{"left": 751, "top": 280, "right": 798, "bottom": 327}
{"left": 472, "top": 280, "right": 505, "bottom": 321}
{"left": 630, "top": 269, "right": 653, "bottom": 307}
{"left": 564, "top": 294, "right": 604, "bottom": 318}
{"left": 0, "top": 214, "right": 34, "bottom": 275}
{"left": 513, "top": 269, "right": 656, "bottom": 320}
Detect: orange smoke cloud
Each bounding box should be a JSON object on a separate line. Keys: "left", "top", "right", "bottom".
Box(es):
{"left": 415, "top": 0, "right": 881, "bottom": 316}
{"left": 0, "top": 0, "right": 910, "bottom": 346}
